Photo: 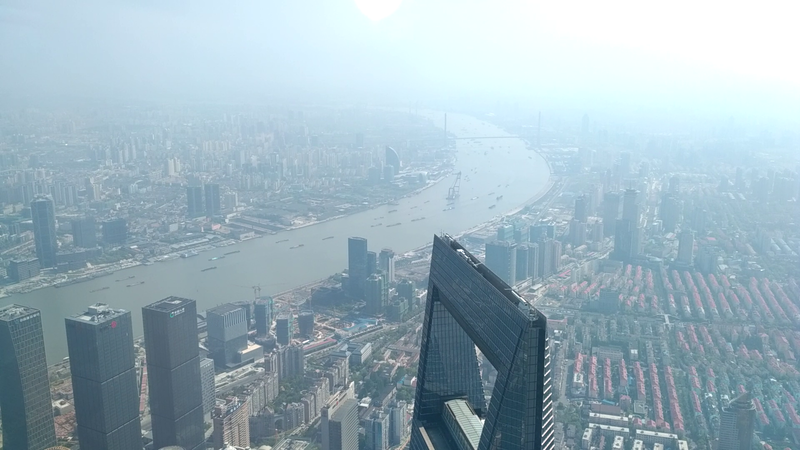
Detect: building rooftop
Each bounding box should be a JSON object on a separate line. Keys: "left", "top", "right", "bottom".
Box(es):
{"left": 143, "top": 296, "right": 194, "bottom": 313}
{"left": 444, "top": 399, "right": 483, "bottom": 449}
{"left": 0, "top": 304, "right": 40, "bottom": 322}
{"left": 67, "top": 303, "right": 128, "bottom": 324}
{"left": 208, "top": 303, "right": 244, "bottom": 316}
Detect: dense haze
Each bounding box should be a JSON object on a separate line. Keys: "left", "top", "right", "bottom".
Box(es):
{"left": 2, "top": 0, "right": 800, "bottom": 122}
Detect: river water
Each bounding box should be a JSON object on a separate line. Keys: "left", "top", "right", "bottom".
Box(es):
{"left": 2, "top": 111, "right": 551, "bottom": 361}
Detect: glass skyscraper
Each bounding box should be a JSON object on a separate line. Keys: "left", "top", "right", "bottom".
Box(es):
{"left": 410, "top": 235, "right": 555, "bottom": 450}
{"left": 66, "top": 303, "right": 142, "bottom": 450}
{"left": 347, "top": 237, "right": 369, "bottom": 298}
{"left": 142, "top": 296, "right": 205, "bottom": 450}
{"left": 0, "top": 304, "right": 57, "bottom": 450}
{"left": 31, "top": 196, "right": 58, "bottom": 268}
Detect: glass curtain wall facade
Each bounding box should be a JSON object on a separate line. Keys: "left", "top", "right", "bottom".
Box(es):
{"left": 65, "top": 304, "right": 142, "bottom": 450}
{"left": 142, "top": 297, "right": 205, "bottom": 450}
{"left": 410, "top": 235, "right": 555, "bottom": 450}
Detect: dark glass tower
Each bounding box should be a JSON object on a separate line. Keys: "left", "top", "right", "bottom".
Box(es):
{"left": 410, "top": 235, "right": 555, "bottom": 450}
{"left": 31, "top": 196, "right": 58, "bottom": 268}
{"left": 142, "top": 297, "right": 204, "bottom": 450}
{"left": 71, "top": 216, "right": 98, "bottom": 248}
{"left": 254, "top": 297, "right": 274, "bottom": 337}
{"left": 204, "top": 183, "right": 221, "bottom": 216}
{"left": 0, "top": 304, "right": 57, "bottom": 450}
{"left": 347, "top": 237, "right": 369, "bottom": 298}
{"left": 66, "top": 303, "right": 142, "bottom": 450}
{"left": 186, "top": 185, "right": 204, "bottom": 218}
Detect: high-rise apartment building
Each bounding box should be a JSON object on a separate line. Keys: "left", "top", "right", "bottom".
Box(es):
{"left": 71, "top": 216, "right": 97, "bottom": 248}
{"left": 515, "top": 245, "right": 529, "bottom": 282}
{"left": 186, "top": 185, "right": 204, "bottom": 218}
{"left": 322, "top": 398, "right": 359, "bottom": 450}
{"left": 254, "top": 297, "right": 274, "bottom": 337}
{"left": 366, "top": 410, "right": 390, "bottom": 450}
{"left": 206, "top": 304, "right": 249, "bottom": 368}
{"left": 204, "top": 183, "right": 221, "bottom": 216}
{"left": 527, "top": 242, "right": 540, "bottom": 280}
{"left": 367, "top": 251, "right": 378, "bottom": 276}
{"left": 0, "top": 305, "right": 57, "bottom": 450}
{"left": 484, "top": 240, "right": 517, "bottom": 286}
{"left": 677, "top": 230, "right": 695, "bottom": 266}
{"left": 31, "top": 196, "right": 58, "bottom": 268}
{"left": 622, "top": 188, "right": 640, "bottom": 224}
{"left": 366, "top": 273, "right": 388, "bottom": 315}
{"left": 142, "top": 297, "right": 204, "bottom": 450}
{"left": 718, "top": 392, "right": 755, "bottom": 450}
{"left": 200, "top": 358, "right": 216, "bottom": 417}
{"left": 348, "top": 237, "right": 369, "bottom": 298}
{"left": 410, "top": 235, "right": 554, "bottom": 450}
{"left": 65, "top": 303, "right": 142, "bottom": 450}
{"left": 213, "top": 397, "right": 250, "bottom": 449}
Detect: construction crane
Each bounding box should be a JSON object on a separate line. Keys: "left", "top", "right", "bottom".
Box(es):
{"left": 447, "top": 171, "right": 461, "bottom": 200}
{"left": 236, "top": 283, "right": 286, "bottom": 300}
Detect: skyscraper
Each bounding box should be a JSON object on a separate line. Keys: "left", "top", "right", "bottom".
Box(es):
{"left": 298, "top": 310, "right": 315, "bottom": 337}
{"left": 347, "top": 237, "right": 369, "bottom": 298}
{"left": 527, "top": 242, "right": 540, "bottom": 280}
{"left": 366, "top": 410, "right": 390, "bottom": 450}
{"left": 71, "top": 216, "right": 97, "bottom": 248}
{"left": 31, "top": 196, "right": 57, "bottom": 268}
{"left": 574, "top": 194, "right": 588, "bottom": 223}
{"left": 200, "top": 358, "right": 216, "bottom": 417}
{"left": 276, "top": 314, "right": 293, "bottom": 345}
{"left": 366, "top": 273, "right": 388, "bottom": 315}
{"left": 367, "top": 251, "right": 378, "bottom": 276}
{"left": 213, "top": 397, "right": 250, "bottom": 449}
{"left": 206, "top": 304, "right": 249, "bottom": 368}
{"left": 385, "top": 146, "right": 401, "bottom": 170}
{"left": 254, "top": 297, "right": 274, "bottom": 337}
{"left": 142, "top": 297, "right": 204, "bottom": 450}
{"left": 0, "top": 305, "right": 57, "bottom": 450}
{"left": 379, "top": 248, "right": 396, "bottom": 284}
{"left": 186, "top": 185, "right": 204, "bottom": 218}
{"left": 718, "top": 392, "right": 755, "bottom": 450}
{"left": 322, "top": 398, "right": 359, "bottom": 450}
{"left": 677, "top": 230, "right": 695, "bottom": 265}
{"left": 602, "top": 192, "right": 621, "bottom": 238}
{"left": 65, "top": 303, "right": 142, "bottom": 450}
{"left": 621, "top": 188, "right": 639, "bottom": 224}
{"left": 484, "top": 240, "right": 517, "bottom": 286}
{"left": 101, "top": 218, "right": 128, "bottom": 245}
{"left": 411, "top": 235, "right": 554, "bottom": 450}
{"left": 204, "top": 183, "right": 221, "bottom": 216}
{"left": 515, "top": 245, "right": 529, "bottom": 282}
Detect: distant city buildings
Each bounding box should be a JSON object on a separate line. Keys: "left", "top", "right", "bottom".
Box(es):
{"left": 204, "top": 183, "right": 221, "bottom": 216}
{"left": 254, "top": 297, "right": 274, "bottom": 337}
{"left": 71, "top": 216, "right": 97, "bottom": 248}
{"left": 213, "top": 397, "right": 250, "bottom": 449}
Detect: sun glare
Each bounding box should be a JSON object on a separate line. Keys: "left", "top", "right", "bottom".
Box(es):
{"left": 354, "top": 0, "right": 403, "bottom": 21}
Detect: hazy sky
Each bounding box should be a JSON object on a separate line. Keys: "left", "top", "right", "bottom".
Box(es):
{"left": 2, "top": 0, "right": 799, "bottom": 121}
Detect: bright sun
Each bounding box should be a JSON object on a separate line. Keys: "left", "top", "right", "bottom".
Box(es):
{"left": 354, "top": 0, "right": 403, "bottom": 22}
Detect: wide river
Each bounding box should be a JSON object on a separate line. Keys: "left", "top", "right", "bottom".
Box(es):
{"left": 2, "top": 111, "right": 551, "bottom": 361}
